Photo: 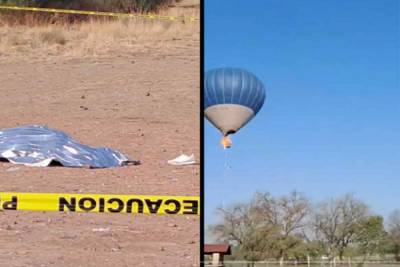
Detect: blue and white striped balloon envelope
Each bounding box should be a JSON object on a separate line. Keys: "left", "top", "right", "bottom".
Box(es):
{"left": 204, "top": 68, "right": 266, "bottom": 139}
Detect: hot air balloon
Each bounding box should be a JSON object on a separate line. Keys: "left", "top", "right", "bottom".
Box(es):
{"left": 204, "top": 68, "right": 266, "bottom": 148}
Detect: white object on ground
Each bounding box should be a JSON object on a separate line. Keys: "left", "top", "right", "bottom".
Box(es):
{"left": 167, "top": 154, "right": 196, "bottom": 166}
{"left": 92, "top": 227, "right": 110, "bottom": 232}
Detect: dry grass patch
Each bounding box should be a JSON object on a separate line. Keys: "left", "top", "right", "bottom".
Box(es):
{"left": 0, "top": 10, "right": 199, "bottom": 60}
{"left": 39, "top": 29, "right": 67, "bottom": 45}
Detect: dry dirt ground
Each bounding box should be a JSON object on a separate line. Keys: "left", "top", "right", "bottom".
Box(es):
{"left": 0, "top": 6, "right": 199, "bottom": 267}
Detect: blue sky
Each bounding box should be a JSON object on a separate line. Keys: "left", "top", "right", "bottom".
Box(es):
{"left": 205, "top": 0, "right": 400, "bottom": 232}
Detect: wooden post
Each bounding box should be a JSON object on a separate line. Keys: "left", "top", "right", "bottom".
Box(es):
{"left": 212, "top": 252, "right": 220, "bottom": 267}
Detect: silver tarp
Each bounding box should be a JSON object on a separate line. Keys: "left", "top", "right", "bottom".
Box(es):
{"left": 0, "top": 125, "right": 136, "bottom": 168}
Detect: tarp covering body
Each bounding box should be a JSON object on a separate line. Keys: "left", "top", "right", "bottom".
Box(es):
{"left": 0, "top": 125, "right": 133, "bottom": 168}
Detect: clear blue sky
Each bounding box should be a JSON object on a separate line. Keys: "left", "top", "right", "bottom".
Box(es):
{"left": 205, "top": 0, "right": 400, "bottom": 232}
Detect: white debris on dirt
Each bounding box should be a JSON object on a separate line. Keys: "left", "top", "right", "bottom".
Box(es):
{"left": 92, "top": 227, "right": 111, "bottom": 232}
{"left": 167, "top": 154, "right": 196, "bottom": 165}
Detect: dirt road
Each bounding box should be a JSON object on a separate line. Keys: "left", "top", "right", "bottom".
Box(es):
{"left": 0, "top": 16, "right": 199, "bottom": 267}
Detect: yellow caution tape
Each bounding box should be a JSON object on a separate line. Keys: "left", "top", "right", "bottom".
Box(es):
{"left": 0, "top": 192, "right": 200, "bottom": 215}
{"left": 0, "top": 5, "right": 199, "bottom": 22}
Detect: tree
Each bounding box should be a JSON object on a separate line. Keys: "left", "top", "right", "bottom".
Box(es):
{"left": 210, "top": 191, "right": 310, "bottom": 261}
{"left": 356, "top": 215, "right": 387, "bottom": 261}
{"left": 210, "top": 201, "right": 283, "bottom": 261}
{"left": 252, "top": 191, "right": 309, "bottom": 237}
{"left": 209, "top": 192, "right": 393, "bottom": 262}
{"left": 388, "top": 210, "right": 400, "bottom": 261}
{"left": 313, "top": 194, "right": 369, "bottom": 260}
{"left": 252, "top": 191, "right": 310, "bottom": 260}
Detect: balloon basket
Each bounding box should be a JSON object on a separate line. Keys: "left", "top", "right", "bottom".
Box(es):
{"left": 221, "top": 136, "right": 232, "bottom": 149}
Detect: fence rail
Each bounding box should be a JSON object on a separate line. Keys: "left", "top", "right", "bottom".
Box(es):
{"left": 203, "top": 261, "right": 400, "bottom": 267}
